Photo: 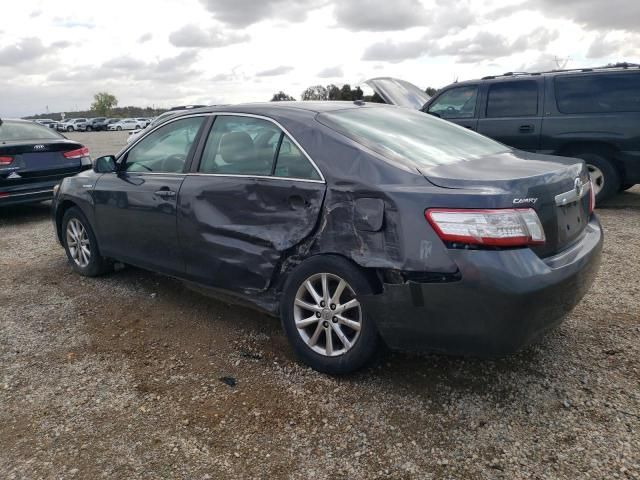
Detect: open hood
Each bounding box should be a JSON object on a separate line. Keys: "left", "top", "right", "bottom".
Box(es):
{"left": 364, "top": 77, "right": 430, "bottom": 110}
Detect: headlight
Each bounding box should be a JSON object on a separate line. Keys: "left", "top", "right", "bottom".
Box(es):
{"left": 53, "top": 184, "right": 60, "bottom": 196}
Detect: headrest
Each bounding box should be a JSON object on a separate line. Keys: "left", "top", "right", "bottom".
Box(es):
{"left": 220, "top": 131, "right": 255, "bottom": 164}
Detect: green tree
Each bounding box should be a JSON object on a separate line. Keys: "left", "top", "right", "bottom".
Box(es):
{"left": 301, "top": 85, "right": 328, "bottom": 101}
{"left": 327, "top": 84, "right": 341, "bottom": 100}
{"left": 271, "top": 91, "right": 296, "bottom": 101}
{"left": 425, "top": 87, "right": 438, "bottom": 97}
{"left": 352, "top": 86, "right": 364, "bottom": 101}
{"left": 339, "top": 84, "right": 353, "bottom": 100}
{"left": 91, "top": 92, "right": 118, "bottom": 116}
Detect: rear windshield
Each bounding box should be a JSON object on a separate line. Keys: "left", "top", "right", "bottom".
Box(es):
{"left": 317, "top": 106, "right": 509, "bottom": 167}
{"left": 0, "top": 121, "right": 62, "bottom": 141}
{"left": 555, "top": 73, "right": 640, "bottom": 114}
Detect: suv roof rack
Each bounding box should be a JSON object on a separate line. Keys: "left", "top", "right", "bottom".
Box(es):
{"left": 481, "top": 62, "right": 640, "bottom": 80}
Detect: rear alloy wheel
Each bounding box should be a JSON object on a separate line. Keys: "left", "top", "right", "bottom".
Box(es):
{"left": 86, "top": 126, "right": 92, "bottom": 132}
{"left": 281, "top": 256, "right": 379, "bottom": 374}
{"left": 572, "top": 152, "right": 620, "bottom": 203}
{"left": 62, "top": 207, "right": 112, "bottom": 277}
{"left": 67, "top": 126, "right": 73, "bottom": 132}
{"left": 116, "top": 126, "right": 122, "bottom": 131}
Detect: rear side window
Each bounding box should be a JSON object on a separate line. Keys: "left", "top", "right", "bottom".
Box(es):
{"left": 486, "top": 81, "right": 538, "bottom": 117}
{"left": 427, "top": 86, "right": 478, "bottom": 119}
{"left": 199, "top": 115, "right": 321, "bottom": 180}
{"left": 0, "top": 121, "right": 62, "bottom": 141}
{"left": 555, "top": 73, "right": 640, "bottom": 113}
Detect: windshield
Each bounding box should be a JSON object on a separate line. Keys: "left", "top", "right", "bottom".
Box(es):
{"left": 0, "top": 120, "right": 62, "bottom": 141}
{"left": 317, "top": 107, "right": 509, "bottom": 168}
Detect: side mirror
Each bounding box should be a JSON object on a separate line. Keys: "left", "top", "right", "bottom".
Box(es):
{"left": 94, "top": 155, "right": 117, "bottom": 173}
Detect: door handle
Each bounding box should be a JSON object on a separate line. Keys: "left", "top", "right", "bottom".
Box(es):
{"left": 519, "top": 124, "right": 534, "bottom": 133}
{"left": 155, "top": 189, "right": 176, "bottom": 198}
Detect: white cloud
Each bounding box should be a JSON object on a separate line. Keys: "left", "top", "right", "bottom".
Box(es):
{"left": 0, "top": 0, "right": 635, "bottom": 117}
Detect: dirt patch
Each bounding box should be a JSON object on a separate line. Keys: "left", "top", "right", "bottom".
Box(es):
{"left": 1, "top": 185, "right": 639, "bottom": 478}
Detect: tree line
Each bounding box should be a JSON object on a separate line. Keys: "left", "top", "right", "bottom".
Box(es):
{"left": 272, "top": 84, "right": 438, "bottom": 102}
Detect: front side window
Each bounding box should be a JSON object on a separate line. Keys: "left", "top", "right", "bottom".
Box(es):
{"left": 486, "top": 80, "right": 538, "bottom": 117}
{"left": 317, "top": 106, "right": 509, "bottom": 168}
{"left": 427, "top": 85, "right": 478, "bottom": 119}
{"left": 555, "top": 73, "right": 640, "bottom": 113}
{"left": 199, "top": 115, "right": 320, "bottom": 180}
{"left": 124, "top": 116, "right": 204, "bottom": 173}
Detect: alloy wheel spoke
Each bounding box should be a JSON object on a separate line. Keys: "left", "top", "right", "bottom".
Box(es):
{"left": 321, "top": 273, "right": 329, "bottom": 303}
{"left": 308, "top": 322, "right": 324, "bottom": 346}
{"left": 337, "top": 314, "right": 361, "bottom": 332}
{"left": 325, "top": 328, "right": 333, "bottom": 355}
{"left": 296, "top": 315, "right": 319, "bottom": 328}
{"left": 295, "top": 298, "right": 321, "bottom": 312}
{"left": 336, "top": 298, "right": 359, "bottom": 314}
{"left": 304, "top": 280, "right": 322, "bottom": 305}
{"left": 331, "top": 323, "right": 351, "bottom": 350}
{"left": 330, "top": 279, "right": 346, "bottom": 305}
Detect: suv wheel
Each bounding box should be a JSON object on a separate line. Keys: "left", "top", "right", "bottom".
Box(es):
{"left": 86, "top": 126, "right": 92, "bottom": 132}
{"left": 572, "top": 152, "right": 620, "bottom": 203}
{"left": 62, "top": 207, "right": 113, "bottom": 277}
{"left": 281, "top": 256, "right": 380, "bottom": 374}
{"left": 66, "top": 126, "right": 73, "bottom": 132}
{"left": 116, "top": 126, "right": 122, "bottom": 131}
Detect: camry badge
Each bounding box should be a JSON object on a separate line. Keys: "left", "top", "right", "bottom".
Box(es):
{"left": 513, "top": 197, "right": 538, "bottom": 205}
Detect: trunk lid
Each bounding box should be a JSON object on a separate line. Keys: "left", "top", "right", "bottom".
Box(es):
{"left": 0, "top": 140, "right": 86, "bottom": 185}
{"left": 364, "top": 77, "right": 431, "bottom": 109}
{"left": 421, "top": 151, "right": 592, "bottom": 257}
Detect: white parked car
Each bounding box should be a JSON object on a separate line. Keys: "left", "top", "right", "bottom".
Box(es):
{"left": 107, "top": 119, "right": 143, "bottom": 131}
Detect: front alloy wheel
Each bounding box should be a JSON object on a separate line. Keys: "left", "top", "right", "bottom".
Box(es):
{"left": 62, "top": 207, "right": 113, "bottom": 277}
{"left": 66, "top": 218, "right": 91, "bottom": 268}
{"left": 294, "top": 273, "right": 362, "bottom": 357}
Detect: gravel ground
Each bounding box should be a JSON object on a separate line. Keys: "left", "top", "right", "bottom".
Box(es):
{"left": 1, "top": 132, "right": 638, "bottom": 479}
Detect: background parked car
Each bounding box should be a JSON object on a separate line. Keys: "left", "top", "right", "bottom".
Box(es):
{"left": 57, "top": 118, "right": 88, "bottom": 132}
{"left": 35, "top": 119, "right": 57, "bottom": 129}
{"left": 0, "top": 118, "right": 92, "bottom": 206}
{"left": 108, "top": 118, "right": 143, "bottom": 131}
{"left": 135, "top": 118, "right": 152, "bottom": 128}
{"left": 411, "top": 63, "right": 640, "bottom": 202}
{"left": 79, "top": 117, "right": 107, "bottom": 132}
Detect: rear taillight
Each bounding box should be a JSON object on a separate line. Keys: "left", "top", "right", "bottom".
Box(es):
{"left": 588, "top": 180, "right": 595, "bottom": 214}
{"left": 0, "top": 155, "right": 13, "bottom": 166}
{"left": 425, "top": 208, "right": 546, "bottom": 247}
{"left": 63, "top": 146, "right": 90, "bottom": 159}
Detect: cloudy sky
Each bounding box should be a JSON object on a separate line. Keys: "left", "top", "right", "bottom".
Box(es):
{"left": 1, "top": 0, "right": 638, "bottom": 117}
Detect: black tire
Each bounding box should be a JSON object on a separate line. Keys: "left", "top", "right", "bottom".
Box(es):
{"left": 571, "top": 152, "right": 620, "bottom": 203}
{"left": 61, "top": 207, "right": 113, "bottom": 277}
{"left": 281, "top": 255, "right": 380, "bottom": 375}
{"left": 67, "top": 126, "right": 73, "bottom": 132}
{"left": 116, "top": 126, "right": 122, "bottom": 131}
{"left": 86, "top": 126, "right": 92, "bottom": 132}
{"left": 620, "top": 183, "right": 636, "bottom": 192}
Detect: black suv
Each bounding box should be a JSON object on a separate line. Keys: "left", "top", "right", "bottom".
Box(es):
{"left": 367, "top": 64, "right": 640, "bottom": 201}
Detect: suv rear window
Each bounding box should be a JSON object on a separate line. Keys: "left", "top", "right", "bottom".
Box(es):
{"left": 486, "top": 80, "right": 538, "bottom": 117}
{"left": 555, "top": 73, "right": 640, "bottom": 113}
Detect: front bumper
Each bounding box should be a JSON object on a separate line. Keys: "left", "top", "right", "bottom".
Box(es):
{"left": 362, "top": 216, "right": 603, "bottom": 356}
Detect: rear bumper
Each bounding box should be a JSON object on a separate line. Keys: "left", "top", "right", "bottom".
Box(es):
{"left": 362, "top": 216, "right": 603, "bottom": 356}
{"left": 0, "top": 182, "right": 56, "bottom": 206}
